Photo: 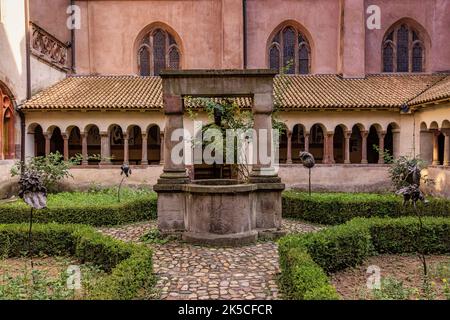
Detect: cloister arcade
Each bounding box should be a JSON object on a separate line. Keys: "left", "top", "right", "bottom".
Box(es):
{"left": 27, "top": 122, "right": 164, "bottom": 166}
{"left": 419, "top": 120, "right": 450, "bottom": 166}
{"left": 25, "top": 117, "right": 403, "bottom": 166}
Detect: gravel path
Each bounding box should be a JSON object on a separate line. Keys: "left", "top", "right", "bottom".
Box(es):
{"left": 98, "top": 219, "right": 324, "bottom": 300}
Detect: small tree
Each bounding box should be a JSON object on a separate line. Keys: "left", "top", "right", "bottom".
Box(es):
{"left": 390, "top": 155, "right": 434, "bottom": 298}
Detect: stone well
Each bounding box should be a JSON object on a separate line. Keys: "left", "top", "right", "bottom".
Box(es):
{"left": 181, "top": 179, "right": 283, "bottom": 245}
{"left": 154, "top": 69, "right": 285, "bottom": 246}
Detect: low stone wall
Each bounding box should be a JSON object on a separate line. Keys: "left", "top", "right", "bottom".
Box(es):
{"left": 3, "top": 163, "right": 449, "bottom": 199}
{"left": 58, "top": 165, "right": 164, "bottom": 191}
{"left": 0, "top": 160, "right": 17, "bottom": 199}
{"left": 422, "top": 166, "right": 450, "bottom": 199}
{"left": 278, "top": 164, "right": 392, "bottom": 193}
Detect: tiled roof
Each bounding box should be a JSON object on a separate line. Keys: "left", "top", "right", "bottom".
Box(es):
{"left": 21, "top": 74, "right": 450, "bottom": 111}
{"left": 274, "top": 74, "right": 447, "bottom": 109}
{"left": 409, "top": 75, "right": 450, "bottom": 106}
{"left": 24, "top": 76, "right": 163, "bottom": 110}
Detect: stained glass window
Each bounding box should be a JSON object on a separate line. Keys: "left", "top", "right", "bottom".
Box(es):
{"left": 268, "top": 26, "right": 310, "bottom": 74}
{"left": 383, "top": 44, "right": 394, "bottom": 72}
{"left": 269, "top": 45, "right": 280, "bottom": 71}
{"left": 382, "top": 23, "right": 425, "bottom": 73}
{"left": 412, "top": 43, "right": 423, "bottom": 72}
{"left": 137, "top": 27, "right": 181, "bottom": 76}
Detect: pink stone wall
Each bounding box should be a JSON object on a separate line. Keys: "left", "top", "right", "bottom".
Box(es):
{"left": 30, "top": 0, "right": 71, "bottom": 44}
{"left": 364, "top": 0, "right": 450, "bottom": 73}
{"left": 29, "top": 0, "right": 450, "bottom": 75}
{"left": 73, "top": 0, "right": 243, "bottom": 74}
{"left": 246, "top": 0, "right": 340, "bottom": 73}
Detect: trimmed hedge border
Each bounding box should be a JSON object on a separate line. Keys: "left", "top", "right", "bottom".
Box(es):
{"left": 0, "top": 223, "right": 155, "bottom": 300}
{"left": 1, "top": 191, "right": 449, "bottom": 227}
{"left": 278, "top": 216, "right": 450, "bottom": 300}
{"left": 282, "top": 191, "right": 450, "bottom": 225}
{"left": 0, "top": 193, "right": 157, "bottom": 226}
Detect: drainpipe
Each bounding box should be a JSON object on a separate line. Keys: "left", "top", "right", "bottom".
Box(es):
{"left": 242, "top": 0, "right": 247, "bottom": 69}
{"left": 70, "top": 0, "right": 76, "bottom": 72}
{"left": 21, "top": 0, "right": 31, "bottom": 164}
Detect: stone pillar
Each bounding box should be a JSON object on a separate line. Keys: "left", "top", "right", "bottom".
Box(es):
{"left": 62, "top": 133, "right": 69, "bottom": 161}
{"left": 154, "top": 95, "right": 188, "bottom": 234}
{"left": 44, "top": 133, "right": 51, "bottom": 155}
{"left": 378, "top": 131, "right": 386, "bottom": 164}
{"left": 286, "top": 130, "right": 292, "bottom": 164}
{"left": 100, "top": 131, "right": 111, "bottom": 165}
{"left": 123, "top": 133, "right": 129, "bottom": 165}
{"left": 81, "top": 132, "right": 88, "bottom": 165}
{"left": 361, "top": 130, "right": 368, "bottom": 164}
{"left": 158, "top": 95, "right": 188, "bottom": 183}
{"left": 304, "top": 133, "right": 310, "bottom": 152}
{"left": 344, "top": 130, "right": 351, "bottom": 164}
{"left": 141, "top": 133, "right": 148, "bottom": 165}
{"left": 443, "top": 130, "right": 450, "bottom": 166}
{"left": 432, "top": 130, "right": 440, "bottom": 165}
{"left": 326, "top": 132, "right": 335, "bottom": 164}
{"left": 160, "top": 130, "right": 165, "bottom": 165}
{"left": 392, "top": 128, "right": 401, "bottom": 160}
{"left": 249, "top": 93, "right": 280, "bottom": 182}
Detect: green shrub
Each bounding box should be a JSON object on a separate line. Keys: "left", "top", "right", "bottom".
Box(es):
{"left": 0, "top": 189, "right": 157, "bottom": 227}
{"left": 278, "top": 216, "right": 450, "bottom": 300}
{"left": 0, "top": 223, "right": 154, "bottom": 300}
{"left": 282, "top": 191, "right": 450, "bottom": 225}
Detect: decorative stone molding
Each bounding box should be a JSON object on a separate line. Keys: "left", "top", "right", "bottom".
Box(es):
{"left": 30, "top": 22, "right": 70, "bottom": 71}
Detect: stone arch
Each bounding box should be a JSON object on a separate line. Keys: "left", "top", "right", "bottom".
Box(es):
{"left": 109, "top": 124, "right": 124, "bottom": 165}
{"left": 442, "top": 120, "right": 450, "bottom": 129}
{"left": 385, "top": 122, "right": 400, "bottom": 160}
{"left": 68, "top": 126, "right": 82, "bottom": 159}
{"left": 309, "top": 123, "right": 325, "bottom": 163}
{"left": 291, "top": 124, "right": 306, "bottom": 163}
{"left": 147, "top": 124, "right": 161, "bottom": 164}
{"left": 429, "top": 121, "right": 439, "bottom": 130}
{"left": 28, "top": 124, "right": 45, "bottom": 157}
{"left": 127, "top": 125, "right": 143, "bottom": 165}
{"left": 367, "top": 125, "right": 381, "bottom": 164}
{"left": 85, "top": 124, "right": 101, "bottom": 165}
{"left": 333, "top": 124, "right": 348, "bottom": 164}
{"left": 350, "top": 124, "right": 364, "bottom": 163}
{"left": 49, "top": 126, "right": 64, "bottom": 155}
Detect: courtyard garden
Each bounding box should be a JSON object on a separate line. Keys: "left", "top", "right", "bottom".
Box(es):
{"left": 0, "top": 117, "right": 449, "bottom": 300}
{"left": 0, "top": 184, "right": 449, "bottom": 300}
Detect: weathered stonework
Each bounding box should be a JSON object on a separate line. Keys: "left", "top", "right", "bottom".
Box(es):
{"left": 155, "top": 70, "right": 285, "bottom": 245}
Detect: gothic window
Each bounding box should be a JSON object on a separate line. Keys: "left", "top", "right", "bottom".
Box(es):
{"left": 268, "top": 25, "right": 311, "bottom": 74}
{"left": 382, "top": 23, "right": 426, "bottom": 73}
{"left": 1, "top": 87, "right": 14, "bottom": 160}
{"left": 138, "top": 28, "right": 181, "bottom": 76}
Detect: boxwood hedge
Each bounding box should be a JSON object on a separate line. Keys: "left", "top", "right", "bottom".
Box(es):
{"left": 282, "top": 191, "right": 450, "bottom": 225}
{"left": 0, "top": 191, "right": 157, "bottom": 226}
{"left": 0, "top": 223, "right": 154, "bottom": 300}
{"left": 278, "top": 216, "right": 450, "bottom": 300}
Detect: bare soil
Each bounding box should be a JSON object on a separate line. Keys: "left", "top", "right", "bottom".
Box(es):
{"left": 331, "top": 255, "right": 450, "bottom": 300}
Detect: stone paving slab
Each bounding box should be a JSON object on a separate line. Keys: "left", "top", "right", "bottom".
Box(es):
{"left": 98, "top": 219, "right": 324, "bottom": 300}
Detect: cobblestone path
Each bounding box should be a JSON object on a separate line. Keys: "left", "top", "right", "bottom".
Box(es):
{"left": 98, "top": 219, "right": 323, "bottom": 300}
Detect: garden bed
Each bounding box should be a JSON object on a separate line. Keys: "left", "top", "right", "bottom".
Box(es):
{"left": 0, "top": 223, "right": 155, "bottom": 300}
{"left": 278, "top": 216, "right": 450, "bottom": 300}
{"left": 0, "top": 188, "right": 157, "bottom": 226}
{"left": 331, "top": 254, "right": 450, "bottom": 300}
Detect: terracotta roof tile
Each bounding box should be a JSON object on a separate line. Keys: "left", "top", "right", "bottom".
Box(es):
{"left": 409, "top": 75, "right": 450, "bottom": 106}
{"left": 21, "top": 74, "right": 449, "bottom": 111}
